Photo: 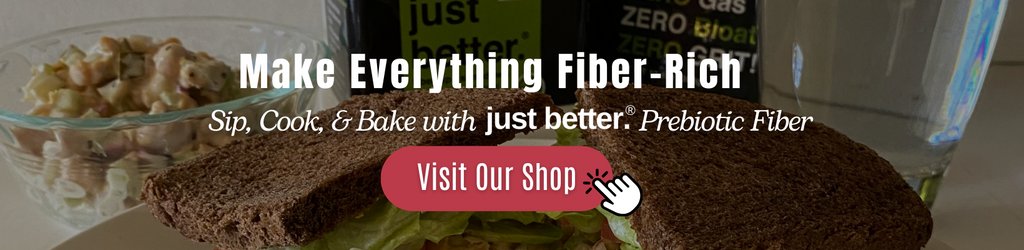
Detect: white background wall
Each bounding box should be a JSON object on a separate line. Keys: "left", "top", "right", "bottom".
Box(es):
{"left": 993, "top": 1, "right": 1023, "bottom": 62}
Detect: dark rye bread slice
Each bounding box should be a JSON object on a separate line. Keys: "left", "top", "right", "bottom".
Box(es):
{"left": 577, "top": 87, "right": 932, "bottom": 250}
{"left": 142, "top": 89, "right": 555, "bottom": 250}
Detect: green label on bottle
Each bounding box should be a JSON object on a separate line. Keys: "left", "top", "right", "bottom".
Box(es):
{"left": 400, "top": 0, "right": 541, "bottom": 82}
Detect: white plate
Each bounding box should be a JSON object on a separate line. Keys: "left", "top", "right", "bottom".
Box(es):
{"left": 50, "top": 205, "right": 210, "bottom": 250}
{"left": 50, "top": 138, "right": 954, "bottom": 250}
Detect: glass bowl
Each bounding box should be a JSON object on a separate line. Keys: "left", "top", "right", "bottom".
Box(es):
{"left": 0, "top": 17, "right": 326, "bottom": 229}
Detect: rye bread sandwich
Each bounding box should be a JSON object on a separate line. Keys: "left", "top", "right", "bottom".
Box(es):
{"left": 570, "top": 87, "right": 933, "bottom": 250}
{"left": 143, "top": 89, "right": 577, "bottom": 250}
{"left": 143, "top": 87, "right": 932, "bottom": 250}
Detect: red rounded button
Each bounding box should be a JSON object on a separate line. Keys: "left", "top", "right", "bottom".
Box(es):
{"left": 382, "top": 146, "right": 612, "bottom": 211}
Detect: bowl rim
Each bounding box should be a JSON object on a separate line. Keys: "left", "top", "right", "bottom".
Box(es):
{"left": 0, "top": 16, "right": 329, "bottom": 130}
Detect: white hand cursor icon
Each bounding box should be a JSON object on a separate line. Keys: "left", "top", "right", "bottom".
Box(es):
{"left": 593, "top": 173, "right": 642, "bottom": 216}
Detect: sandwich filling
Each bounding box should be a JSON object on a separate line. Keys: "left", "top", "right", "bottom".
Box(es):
{"left": 282, "top": 200, "right": 640, "bottom": 250}
{"left": 280, "top": 126, "right": 640, "bottom": 250}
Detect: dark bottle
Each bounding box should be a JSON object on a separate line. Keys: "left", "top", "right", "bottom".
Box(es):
{"left": 579, "top": 0, "right": 761, "bottom": 103}
{"left": 334, "top": 0, "right": 585, "bottom": 104}
{"left": 342, "top": 0, "right": 404, "bottom": 95}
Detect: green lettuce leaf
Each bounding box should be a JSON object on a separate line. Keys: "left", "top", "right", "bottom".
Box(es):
{"left": 561, "top": 232, "right": 601, "bottom": 250}
{"left": 541, "top": 210, "right": 603, "bottom": 233}
{"left": 393, "top": 239, "right": 426, "bottom": 250}
{"left": 291, "top": 199, "right": 421, "bottom": 250}
{"left": 419, "top": 212, "right": 474, "bottom": 243}
{"left": 552, "top": 104, "right": 586, "bottom": 147}
{"left": 539, "top": 211, "right": 563, "bottom": 218}
{"left": 552, "top": 124, "right": 586, "bottom": 146}
{"left": 562, "top": 234, "right": 589, "bottom": 250}
{"left": 464, "top": 219, "right": 563, "bottom": 244}
{"left": 597, "top": 208, "right": 641, "bottom": 250}
{"left": 472, "top": 212, "right": 547, "bottom": 225}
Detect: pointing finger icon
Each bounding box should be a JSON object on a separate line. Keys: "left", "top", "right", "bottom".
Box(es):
{"left": 591, "top": 173, "right": 642, "bottom": 216}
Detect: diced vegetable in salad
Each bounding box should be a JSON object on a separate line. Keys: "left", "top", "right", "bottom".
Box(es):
{"left": 21, "top": 35, "right": 261, "bottom": 118}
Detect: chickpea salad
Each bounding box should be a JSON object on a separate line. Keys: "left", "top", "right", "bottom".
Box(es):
{"left": 22, "top": 35, "right": 261, "bottom": 118}
{"left": 10, "top": 36, "right": 265, "bottom": 225}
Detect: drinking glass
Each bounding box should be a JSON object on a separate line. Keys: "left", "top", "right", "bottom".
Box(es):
{"left": 758, "top": 0, "right": 1007, "bottom": 206}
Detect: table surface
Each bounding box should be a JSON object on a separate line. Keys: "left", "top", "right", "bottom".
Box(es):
{"left": 0, "top": 2, "right": 1022, "bottom": 249}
